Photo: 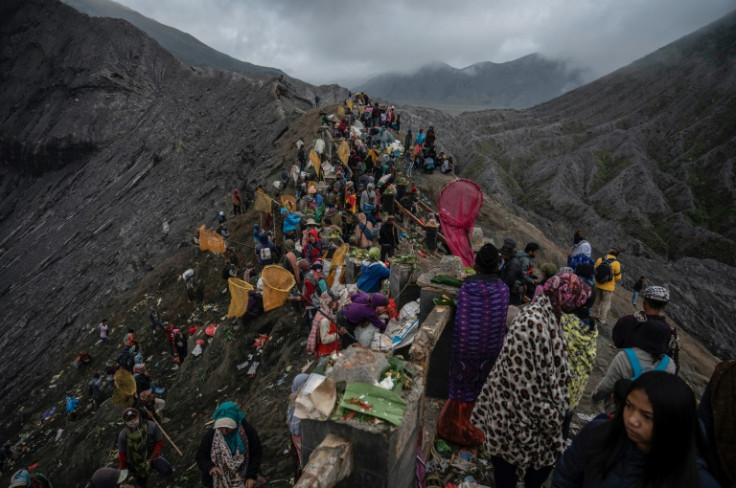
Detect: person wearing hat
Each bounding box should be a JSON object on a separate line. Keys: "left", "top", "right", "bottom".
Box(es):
{"left": 591, "top": 247, "right": 623, "bottom": 326}
{"left": 307, "top": 292, "right": 346, "bottom": 358}
{"left": 357, "top": 247, "right": 391, "bottom": 294}
{"left": 117, "top": 408, "right": 172, "bottom": 486}
{"left": 612, "top": 285, "right": 679, "bottom": 371}
{"left": 90, "top": 467, "right": 133, "bottom": 488}
{"left": 437, "top": 243, "right": 509, "bottom": 446}
{"left": 196, "top": 401, "right": 262, "bottom": 488}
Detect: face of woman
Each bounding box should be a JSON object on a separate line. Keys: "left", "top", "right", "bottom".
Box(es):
{"left": 219, "top": 427, "right": 234, "bottom": 435}
{"left": 624, "top": 388, "right": 654, "bottom": 452}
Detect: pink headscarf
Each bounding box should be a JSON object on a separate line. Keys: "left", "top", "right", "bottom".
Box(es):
{"left": 543, "top": 272, "right": 591, "bottom": 319}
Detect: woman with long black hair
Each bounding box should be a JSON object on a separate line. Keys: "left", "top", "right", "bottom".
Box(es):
{"left": 552, "top": 371, "right": 719, "bottom": 487}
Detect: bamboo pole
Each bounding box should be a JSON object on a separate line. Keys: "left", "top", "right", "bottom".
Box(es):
{"left": 143, "top": 406, "right": 183, "bottom": 456}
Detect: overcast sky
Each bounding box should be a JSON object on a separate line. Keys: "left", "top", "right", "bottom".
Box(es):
{"left": 113, "top": 0, "right": 734, "bottom": 86}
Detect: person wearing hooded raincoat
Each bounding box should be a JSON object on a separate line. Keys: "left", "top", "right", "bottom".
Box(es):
{"left": 196, "top": 401, "right": 262, "bottom": 488}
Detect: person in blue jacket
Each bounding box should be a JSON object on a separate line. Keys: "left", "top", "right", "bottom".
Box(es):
{"left": 356, "top": 247, "right": 390, "bottom": 294}
{"left": 552, "top": 371, "right": 720, "bottom": 488}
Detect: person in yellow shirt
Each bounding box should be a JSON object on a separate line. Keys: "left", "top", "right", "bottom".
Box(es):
{"left": 591, "top": 248, "right": 622, "bottom": 325}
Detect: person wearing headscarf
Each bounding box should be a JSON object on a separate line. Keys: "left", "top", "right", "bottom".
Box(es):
{"left": 286, "top": 374, "right": 310, "bottom": 482}
{"left": 353, "top": 212, "right": 374, "bottom": 249}
{"left": 196, "top": 401, "right": 262, "bottom": 488}
{"left": 356, "top": 247, "right": 390, "bottom": 294}
{"left": 303, "top": 229, "right": 335, "bottom": 264}
{"left": 307, "top": 292, "right": 346, "bottom": 357}
{"left": 117, "top": 408, "right": 172, "bottom": 487}
{"left": 255, "top": 232, "right": 278, "bottom": 266}
{"left": 437, "top": 244, "right": 509, "bottom": 446}
{"left": 340, "top": 292, "right": 389, "bottom": 348}
{"left": 471, "top": 272, "right": 591, "bottom": 488}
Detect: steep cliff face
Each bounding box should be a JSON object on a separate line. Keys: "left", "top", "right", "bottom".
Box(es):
{"left": 0, "top": 0, "right": 347, "bottom": 425}
{"left": 414, "top": 10, "right": 736, "bottom": 356}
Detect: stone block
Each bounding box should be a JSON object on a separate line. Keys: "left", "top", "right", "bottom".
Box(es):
{"left": 328, "top": 348, "right": 389, "bottom": 384}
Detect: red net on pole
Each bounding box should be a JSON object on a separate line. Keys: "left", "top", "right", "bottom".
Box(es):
{"left": 437, "top": 179, "right": 483, "bottom": 267}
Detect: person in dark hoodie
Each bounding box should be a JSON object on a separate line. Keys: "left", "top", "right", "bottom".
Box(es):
{"left": 378, "top": 215, "right": 399, "bottom": 262}
{"left": 437, "top": 243, "right": 509, "bottom": 446}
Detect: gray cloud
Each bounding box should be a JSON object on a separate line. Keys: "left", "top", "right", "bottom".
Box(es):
{"left": 114, "top": 0, "right": 735, "bottom": 85}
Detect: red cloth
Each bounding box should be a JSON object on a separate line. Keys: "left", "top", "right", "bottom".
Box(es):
{"left": 436, "top": 399, "right": 484, "bottom": 446}
{"left": 437, "top": 179, "right": 483, "bottom": 267}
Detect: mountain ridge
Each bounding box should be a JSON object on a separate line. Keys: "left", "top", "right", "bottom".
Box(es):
{"left": 61, "top": 0, "right": 285, "bottom": 77}
{"left": 355, "top": 53, "right": 588, "bottom": 109}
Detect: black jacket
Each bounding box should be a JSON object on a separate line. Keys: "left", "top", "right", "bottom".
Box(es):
{"left": 196, "top": 419, "right": 262, "bottom": 487}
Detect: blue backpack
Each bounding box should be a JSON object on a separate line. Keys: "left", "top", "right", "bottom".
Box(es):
{"left": 624, "top": 348, "right": 671, "bottom": 380}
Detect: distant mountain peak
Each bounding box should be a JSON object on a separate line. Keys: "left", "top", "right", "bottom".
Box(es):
{"left": 354, "top": 53, "right": 585, "bottom": 110}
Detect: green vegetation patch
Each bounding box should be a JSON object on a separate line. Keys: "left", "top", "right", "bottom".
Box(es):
{"left": 591, "top": 150, "right": 632, "bottom": 194}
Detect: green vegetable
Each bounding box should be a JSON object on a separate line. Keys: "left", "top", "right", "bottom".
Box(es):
{"left": 430, "top": 275, "right": 463, "bottom": 287}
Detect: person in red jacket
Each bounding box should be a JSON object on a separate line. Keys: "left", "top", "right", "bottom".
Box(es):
{"left": 117, "top": 408, "right": 172, "bottom": 487}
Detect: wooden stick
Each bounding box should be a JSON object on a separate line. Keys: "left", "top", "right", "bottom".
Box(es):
{"left": 143, "top": 407, "right": 183, "bottom": 456}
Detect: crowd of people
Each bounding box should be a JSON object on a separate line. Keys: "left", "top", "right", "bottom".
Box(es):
{"left": 3, "top": 93, "right": 733, "bottom": 488}
{"left": 435, "top": 229, "right": 733, "bottom": 487}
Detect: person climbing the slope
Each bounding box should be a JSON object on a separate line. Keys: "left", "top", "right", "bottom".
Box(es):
{"left": 566, "top": 229, "right": 593, "bottom": 271}
{"left": 632, "top": 275, "right": 645, "bottom": 307}
{"left": 437, "top": 244, "right": 509, "bottom": 446}
{"left": 612, "top": 285, "right": 679, "bottom": 371}
{"left": 117, "top": 408, "right": 172, "bottom": 487}
{"left": 591, "top": 247, "right": 622, "bottom": 326}
{"left": 232, "top": 189, "right": 242, "bottom": 215}
{"left": 147, "top": 307, "right": 163, "bottom": 333}
{"left": 591, "top": 321, "right": 675, "bottom": 412}
{"left": 301, "top": 259, "right": 328, "bottom": 332}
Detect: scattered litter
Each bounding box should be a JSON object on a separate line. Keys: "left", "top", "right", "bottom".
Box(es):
{"left": 247, "top": 362, "right": 260, "bottom": 377}
{"left": 191, "top": 344, "right": 203, "bottom": 357}
{"left": 54, "top": 429, "right": 63, "bottom": 441}
{"left": 237, "top": 361, "right": 250, "bottom": 371}
{"left": 42, "top": 408, "right": 56, "bottom": 420}
{"left": 576, "top": 412, "right": 595, "bottom": 422}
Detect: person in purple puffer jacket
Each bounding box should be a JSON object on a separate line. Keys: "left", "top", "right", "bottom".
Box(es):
{"left": 339, "top": 292, "right": 389, "bottom": 348}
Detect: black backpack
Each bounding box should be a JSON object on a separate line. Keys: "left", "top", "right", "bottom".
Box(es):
{"left": 594, "top": 257, "right": 616, "bottom": 284}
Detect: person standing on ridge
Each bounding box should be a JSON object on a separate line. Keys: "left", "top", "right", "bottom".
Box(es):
{"left": 591, "top": 247, "right": 622, "bottom": 326}
{"left": 632, "top": 275, "right": 645, "bottom": 307}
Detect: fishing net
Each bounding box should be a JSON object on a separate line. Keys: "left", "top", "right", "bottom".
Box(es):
{"left": 261, "top": 265, "right": 296, "bottom": 311}
{"left": 227, "top": 278, "right": 254, "bottom": 318}
{"left": 112, "top": 368, "right": 136, "bottom": 405}
{"left": 437, "top": 179, "right": 483, "bottom": 267}
{"left": 326, "top": 244, "right": 350, "bottom": 287}
{"left": 199, "top": 225, "right": 225, "bottom": 254}
{"left": 281, "top": 194, "right": 297, "bottom": 211}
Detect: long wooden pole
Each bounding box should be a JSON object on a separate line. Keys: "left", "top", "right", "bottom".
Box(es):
{"left": 143, "top": 406, "right": 183, "bottom": 456}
